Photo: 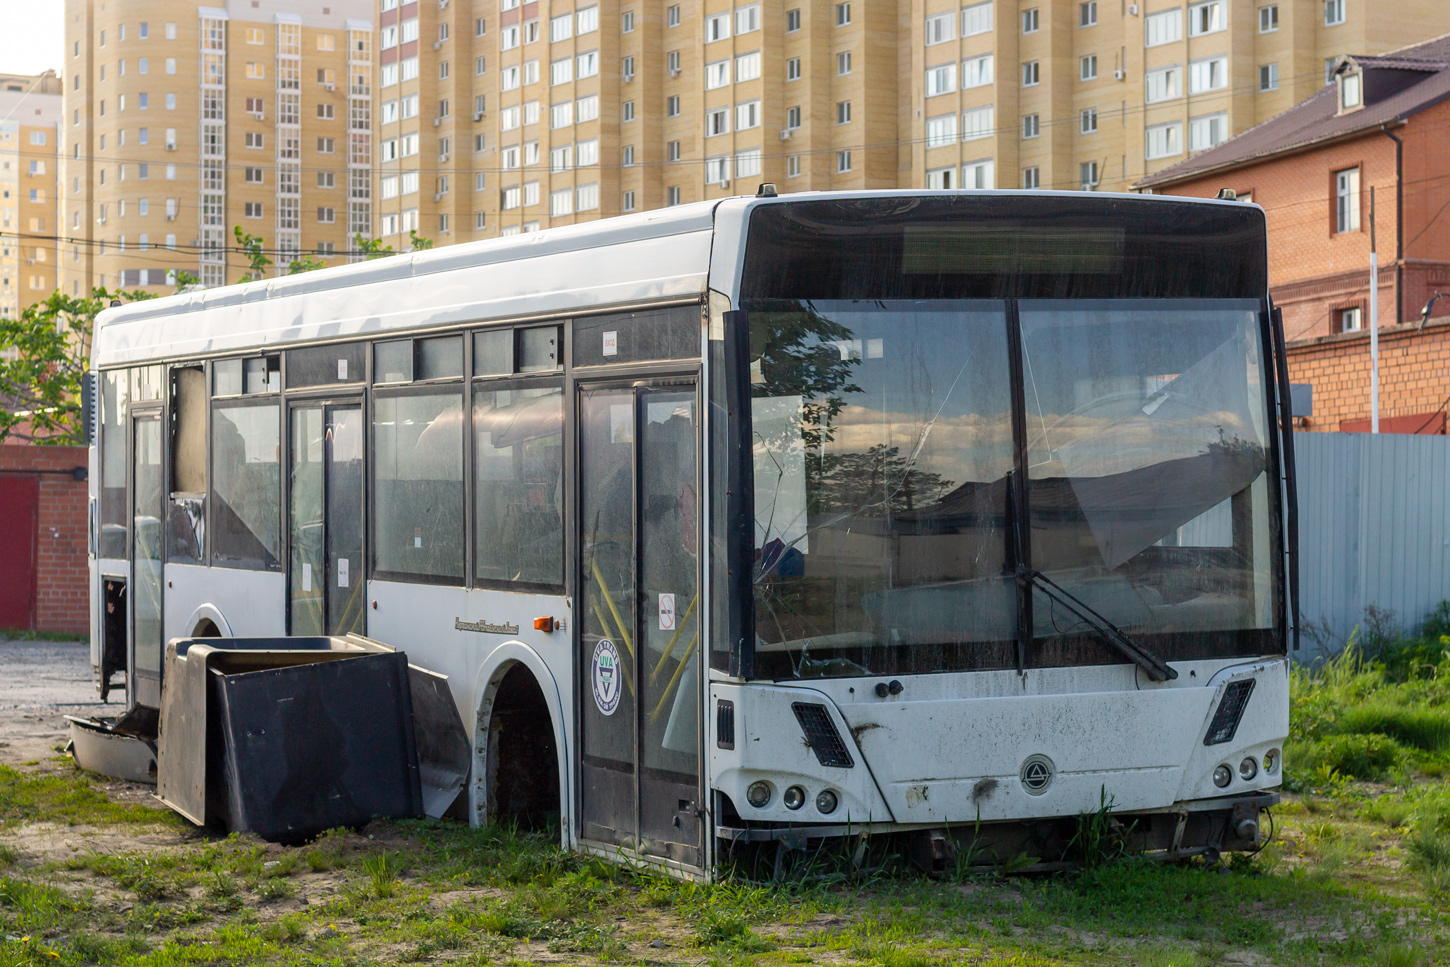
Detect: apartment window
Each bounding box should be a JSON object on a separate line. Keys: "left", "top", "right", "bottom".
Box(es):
{"left": 317, "top": 103, "right": 335, "bottom": 120}
{"left": 139, "top": 57, "right": 148, "bottom": 74}
{"left": 318, "top": 33, "right": 336, "bottom": 51}
{"left": 1145, "top": 122, "right": 1182, "bottom": 159}
{"left": 1145, "top": 66, "right": 1180, "bottom": 102}
{"left": 245, "top": 62, "right": 265, "bottom": 80}
{"left": 837, "top": 52, "right": 852, "bottom": 75}
{"left": 138, "top": 127, "right": 148, "bottom": 145}
{"left": 165, "top": 23, "right": 176, "bottom": 40}
{"left": 439, "top": 61, "right": 450, "bottom": 79}
{"left": 475, "top": 133, "right": 488, "bottom": 151}
{"left": 926, "top": 167, "right": 955, "bottom": 190}
{"left": 1022, "top": 61, "right": 1040, "bottom": 86}
{"left": 382, "top": 64, "right": 400, "bottom": 86}
{"left": 623, "top": 190, "right": 637, "bottom": 211}
{"left": 245, "top": 132, "right": 264, "bottom": 148}
{"left": 1337, "top": 307, "right": 1362, "bottom": 333}
{"left": 166, "top": 93, "right": 176, "bottom": 110}
{"left": 669, "top": 50, "right": 682, "bottom": 74}
{"left": 245, "top": 167, "right": 263, "bottom": 184}
{"left": 837, "top": 149, "right": 852, "bottom": 172}
{"left": 403, "top": 57, "right": 421, "bottom": 81}
{"left": 318, "top": 207, "right": 336, "bottom": 224}
{"left": 668, "top": 5, "right": 681, "bottom": 27}
{"left": 706, "top": 107, "right": 729, "bottom": 137}
{"left": 1022, "top": 113, "right": 1040, "bottom": 138}
{"left": 1189, "top": 1, "right": 1224, "bottom": 36}
{"left": 246, "top": 27, "right": 264, "bottom": 44}
{"left": 1080, "top": 1, "right": 1097, "bottom": 26}
{"left": 139, "top": 93, "right": 148, "bottom": 109}
{"left": 787, "top": 58, "right": 802, "bottom": 81}
{"left": 787, "top": 155, "right": 801, "bottom": 177}
{"left": 925, "top": 12, "right": 954, "bottom": 45}
{"left": 502, "top": 66, "right": 520, "bottom": 91}
{"left": 786, "top": 105, "right": 802, "bottom": 129}
{"left": 1145, "top": 8, "right": 1182, "bottom": 46}
{"left": 962, "top": 159, "right": 994, "bottom": 189}
{"left": 1325, "top": 0, "right": 1345, "bottom": 26}
{"left": 706, "top": 11, "right": 730, "bottom": 41}
{"left": 736, "top": 99, "right": 761, "bottom": 130}
{"left": 962, "top": 2, "right": 992, "bottom": 36}
{"left": 1336, "top": 167, "right": 1360, "bottom": 232}
{"left": 737, "top": 4, "right": 760, "bottom": 34}
{"left": 552, "top": 102, "right": 574, "bottom": 128}
{"left": 624, "top": 100, "right": 635, "bottom": 121}
{"left": 1022, "top": 166, "right": 1040, "bottom": 189}
{"left": 1259, "top": 63, "right": 1279, "bottom": 91}
{"left": 245, "top": 202, "right": 264, "bottom": 219}
{"left": 1189, "top": 112, "right": 1228, "bottom": 151}
{"left": 667, "top": 95, "right": 681, "bottom": 117}
{"left": 736, "top": 51, "right": 761, "bottom": 81}
{"left": 317, "top": 137, "right": 336, "bottom": 153}
{"left": 1023, "top": 8, "right": 1039, "bottom": 33}
{"left": 706, "top": 156, "right": 730, "bottom": 184}
{"left": 622, "top": 144, "right": 636, "bottom": 166}
{"left": 1081, "top": 55, "right": 1097, "bottom": 81}
{"left": 622, "top": 56, "right": 635, "bottom": 80}
{"left": 1259, "top": 5, "right": 1279, "bottom": 31}
{"left": 140, "top": 22, "right": 148, "bottom": 38}
{"left": 668, "top": 186, "right": 682, "bottom": 205}
{"left": 1326, "top": 58, "right": 1338, "bottom": 85}
{"left": 1080, "top": 107, "right": 1098, "bottom": 133}
{"left": 1190, "top": 56, "right": 1228, "bottom": 93}
{"left": 836, "top": 101, "right": 852, "bottom": 124}
{"left": 962, "top": 105, "right": 993, "bottom": 140}
{"left": 622, "top": 11, "right": 635, "bottom": 32}
{"left": 963, "top": 55, "right": 993, "bottom": 88}
{"left": 669, "top": 141, "right": 681, "bottom": 161}
{"left": 577, "top": 51, "right": 599, "bottom": 78}
{"left": 836, "top": 3, "right": 851, "bottom": 27}
{"left": 926, "top": 114, "right": 957, "bottom": 147}
{"left": 1341, "top": 72, "right": 1362, "bottom": 109}
{"left": 551, "top": 145, "right": 572, "bottom": 172}
{"left": 318, "top": 172, "right": 335, "bottom": 188}
{"left": 1080, "top": 161, "right": 1099, "bottom": 188}
{"left": 551, "top": 58, "right": 572, "bottom": 85}
{"left": 551, "top": 12, "right": 573, "bottom": 42}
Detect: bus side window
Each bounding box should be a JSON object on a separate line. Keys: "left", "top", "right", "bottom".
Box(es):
{"left": 169, "top": 366, "right": 206, "bottom": 564}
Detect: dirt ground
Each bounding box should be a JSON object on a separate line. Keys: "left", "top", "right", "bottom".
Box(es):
{"left": 0, "top": 638, "right": 108, "bottom": 765}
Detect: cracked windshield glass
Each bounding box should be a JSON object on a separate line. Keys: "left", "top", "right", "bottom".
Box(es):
{"left": 748, "top": 299, "right": 1274, "bottom": 679}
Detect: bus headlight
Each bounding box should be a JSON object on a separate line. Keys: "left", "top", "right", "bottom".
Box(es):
{"left": 783, "top": 785, "right": 806, "bottom": 810}
{"left": 1263, "top": 749, "right": 1279, "bottom": 774}
{"left": 815, "top": 790, "right": 839, "bottom": 815}
{"left": 746, "top": 781, "right": 772, "bottom": 809}
{"left": 1213, "top": 764, "right": 1233, "bottom": 788}
{"left": 1240, "top": 757, "right": 1258, "bottom": 781}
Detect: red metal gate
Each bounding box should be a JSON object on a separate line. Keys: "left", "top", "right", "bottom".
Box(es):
{"left": 0, "top": 475, "right": 39, "bottom": 630}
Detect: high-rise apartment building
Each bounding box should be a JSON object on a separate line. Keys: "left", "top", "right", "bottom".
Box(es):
{"left": 377, "top": 0, "right": 1450, "bottom": 251}
{"left": 0, "top": 72, "right": 62, "bottom": 318}
{"left": 61, "top": 1, "right": 373, "bottom": 294}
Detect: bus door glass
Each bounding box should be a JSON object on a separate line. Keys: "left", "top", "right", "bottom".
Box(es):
{"left": 578, "top": 380, "right": 702, "bottom": 866}
{"left": 289, "top": 403, "right": 365, "bottom": 636}
{"left": 131, "top": 413, "right": 164, "bottom": 707}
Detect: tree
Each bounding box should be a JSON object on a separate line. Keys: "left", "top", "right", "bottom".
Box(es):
{"left": 355, "top": 233, "right": 394, "bottom": 260}
{"left": 408, "top": 229, "right": 434, "bottom": 251}
{"left": 234, "top": 226, "right": 272, "bottom": 282}
{"left": 287, "top": 253, "right": 327, "bottom": 274}
{"left": 0, "top": 287, "right": 154, "bottom": 444}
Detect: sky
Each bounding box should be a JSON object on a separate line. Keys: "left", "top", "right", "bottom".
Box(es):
{"left": 0, "top": 2, "right": 65, "bottom": 77}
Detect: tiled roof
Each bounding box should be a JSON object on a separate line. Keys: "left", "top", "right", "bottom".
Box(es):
{"left": 1135, "top": 33, "right": 1450, "bottom": 189}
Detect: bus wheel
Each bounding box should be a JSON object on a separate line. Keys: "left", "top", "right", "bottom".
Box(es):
{"left": 192, "top": 619, "right": 221, "bottom": 637}
{"left": 487, "top": 663, "right": 560, "bottom": 832}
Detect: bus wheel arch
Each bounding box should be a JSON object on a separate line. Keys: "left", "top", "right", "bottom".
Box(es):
{"left": 472, "top": 645, "right": 568, "bottom": 838}
{"left": 185, "top": 605, "right": 231, "bottom": 638}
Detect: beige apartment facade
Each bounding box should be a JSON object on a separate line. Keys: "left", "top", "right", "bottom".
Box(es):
{"left": 0, "top": 73, "right": 62, "bottom": 318}
{"left": 377, "top": 0, "right": 1450, "bottom": 251}
{"left": 61, "top": 1, "right": 373, "bottom": 293}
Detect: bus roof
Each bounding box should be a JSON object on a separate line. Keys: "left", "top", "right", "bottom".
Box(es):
{"left": 91, "top": 189, "right": 1246, "bottom": 369}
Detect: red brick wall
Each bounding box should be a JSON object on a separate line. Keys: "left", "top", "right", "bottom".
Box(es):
{"left": 1285, "top": 319, "right": 1450, "bottom": 432}
{"left": 0, "top": 443, "right": 89, "bottom": 635}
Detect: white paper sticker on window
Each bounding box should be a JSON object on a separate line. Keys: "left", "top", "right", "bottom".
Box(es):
{"left": 610, "top": 403, "right": 633, "bottom": 442}
{"left": 602, "top": 330, "right": 618, "bottom": 356}
{"left": 338, "top": 558, "right": 349, "bottom": 587}
{"left": 302, "top": 562, "right": 312, "bottom": 592}
{"left": 659, "top": 592, "right": 676, "bottom": 630}
{"left": 414, "top": 527, "right": 423, "bottom": 548}
{"left": 338, "top": 358, "right": 348, "bottom": 380}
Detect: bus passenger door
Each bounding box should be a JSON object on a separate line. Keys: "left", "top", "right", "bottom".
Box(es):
{"left": 130, "top": 413, "right": 164, "bottom": 708}
{"left": 578, "top": 381, "right": 702, "bottom": 868}
{"left": 288, "top": 403, "right": 366, "bottom": 636}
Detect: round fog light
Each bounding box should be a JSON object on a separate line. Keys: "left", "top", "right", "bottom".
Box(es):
{"left": 815, "top": 789, "right": 839, "bottom": 815}
{"left": 746, "top": 781, "right": 772, "bottom": 809}
{"left": 1263, "top": 749, "right": 1279, "bottom": 774}
{"left": 1240, "top": 757, "right": 1259, "bottom": 781}
{"left": 1213, "top": 764, "right": 1233, "bottom": 788}
{"left": 783, "top": 785, "right": 806, "bottom": 810}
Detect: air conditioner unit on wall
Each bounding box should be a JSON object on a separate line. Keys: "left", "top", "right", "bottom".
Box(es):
{"left": 1129, "top": 4, "right": 1139, "bottom": 14}
{"left": 473, "top": 111, "right": 485, "bottom": 121}
{"left": 779, "top": 128, "right": 792, "bottom": 140}
{"left": 1114, "top": 69, "right": 1125, "bottom": 80}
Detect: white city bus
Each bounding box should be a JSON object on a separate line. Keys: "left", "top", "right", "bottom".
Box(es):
{"left": 88, "top": 190, "right": 1296, "bottom": 876}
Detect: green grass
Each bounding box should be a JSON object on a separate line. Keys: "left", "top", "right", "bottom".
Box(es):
{"left": 0, "top": 764, "right": 184, "bottom": 830}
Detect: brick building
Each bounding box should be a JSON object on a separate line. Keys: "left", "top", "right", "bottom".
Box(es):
{"left": 0, "top": 443, "right": 90, "bottom": 635}
{"left": 1138, "top": 34, "right": 1450, "bottom": 433}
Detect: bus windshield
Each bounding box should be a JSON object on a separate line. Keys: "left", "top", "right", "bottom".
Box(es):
{"left": 746, "top": 298, "right": 1274, "bottom": 679}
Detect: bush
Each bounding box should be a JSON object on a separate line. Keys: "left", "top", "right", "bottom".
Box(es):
{"left": 1289, "top": 733, "right": 1407, "bottom": 782}
{"left": 1338, "top": 705, "right": 1450, "bottom": 753}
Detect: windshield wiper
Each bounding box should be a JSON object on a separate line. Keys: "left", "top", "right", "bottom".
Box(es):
{"left": 1018, "top": 568, "right": 1179, "bottom": 683}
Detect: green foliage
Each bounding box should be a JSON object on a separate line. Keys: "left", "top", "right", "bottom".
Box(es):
{"left": 407, "top": 228, "right": 435, "bottom": 251}
{"left": 360, "top": 852, "right": 402, "bottom": 899}
{"left": 286, "top": 253, "right": 328, "bottom": 274}
{"left": 0, "top": 287, "right": 152, "bottom": 444}
{"left": 1289, "top": 733, "right": 1408, "bottom": 782}
{"left": 0, "top": 764, "right": 181, "bottom": 829}
{"left": 233, "top": 225, "right": 273, "bottom": 282}
{"left": 354, "top": 232, "right": 394, "bottom": 260}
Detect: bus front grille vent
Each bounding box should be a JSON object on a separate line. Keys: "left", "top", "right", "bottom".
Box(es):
{"left": 1203, "top": 679, "right": 1255, "bottom": 745}
{"left": 716, "top": 700, "right": 735, "bottom": 750}
{"left": 791, "top": 702, "right": 854, "bottom": 769}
